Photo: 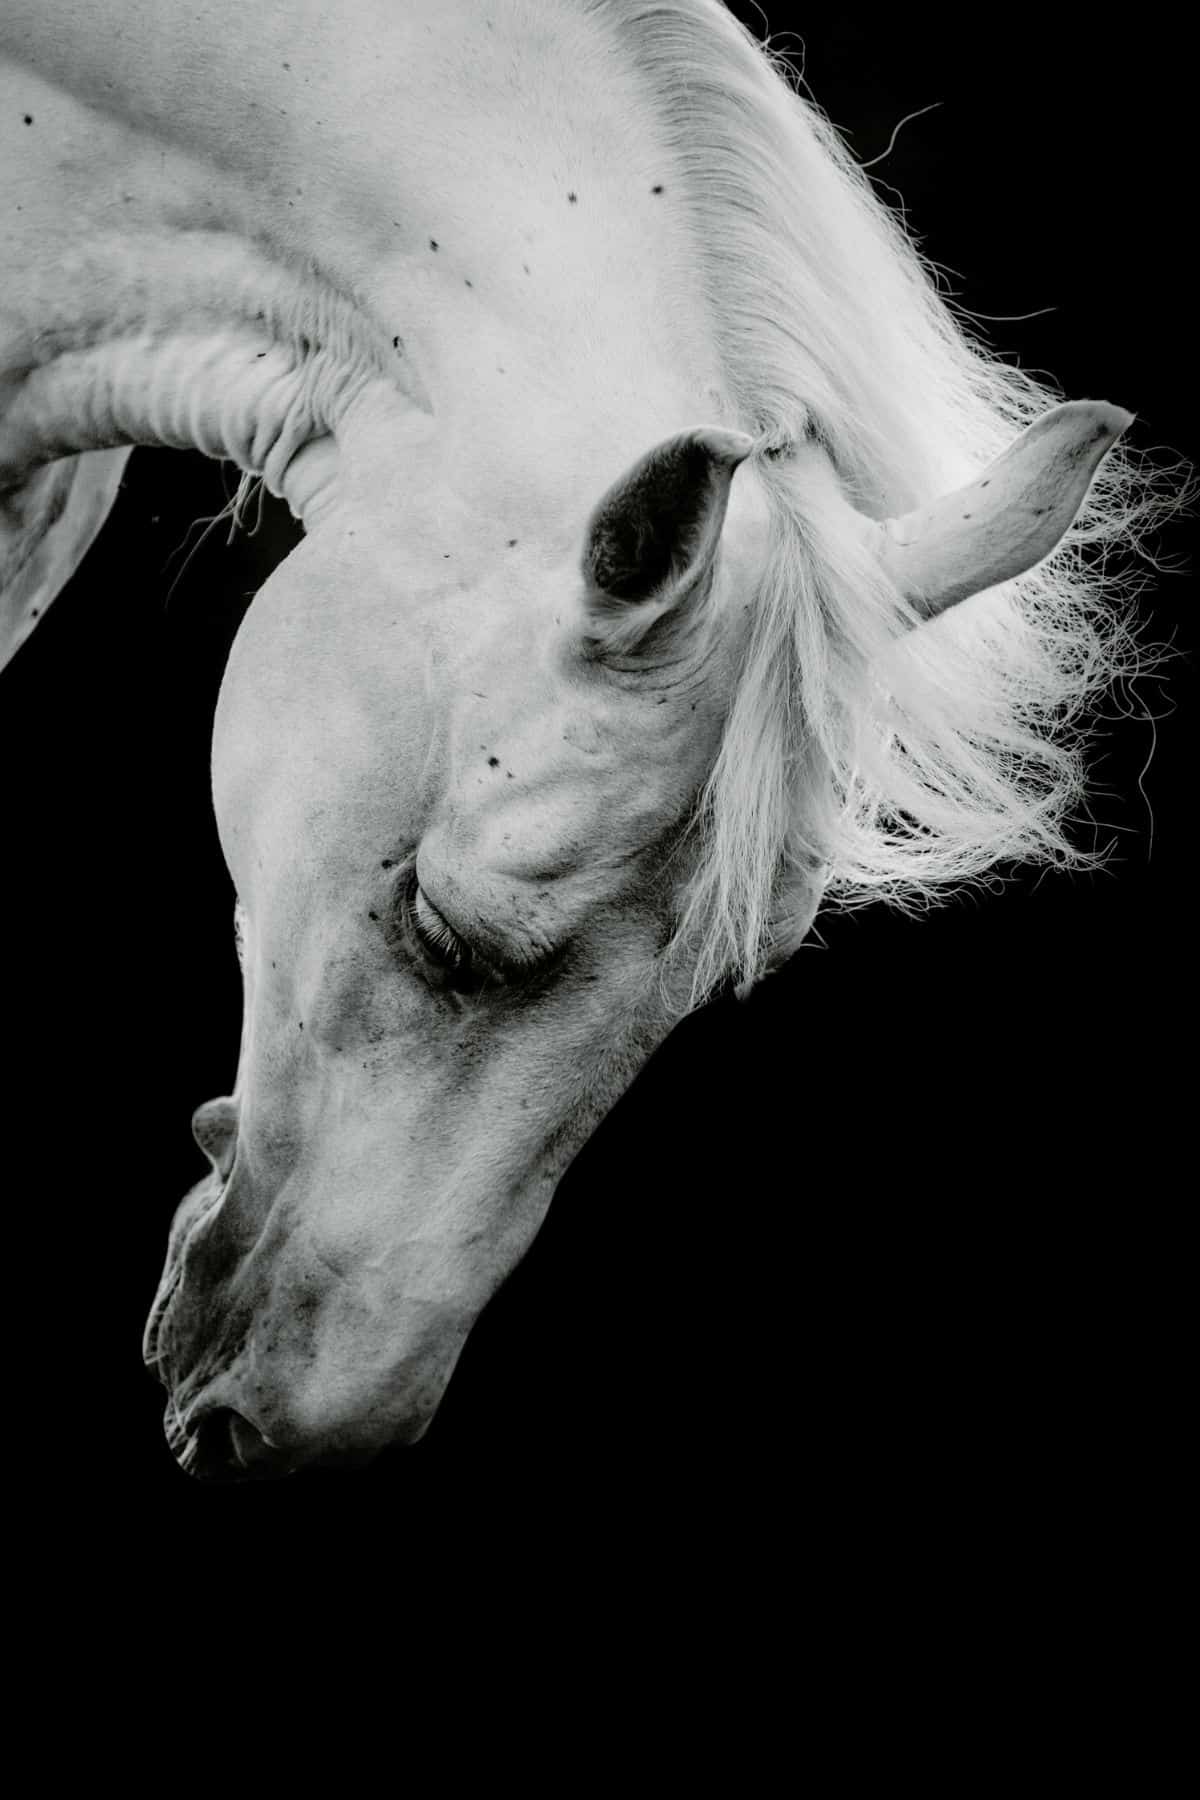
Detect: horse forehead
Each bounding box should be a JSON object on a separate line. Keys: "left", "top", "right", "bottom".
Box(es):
{"left": 446, "top": 625, "right": 646, "bottom": 783}
{"left": 437, "top": 672, "right": 720, "bottom": 891}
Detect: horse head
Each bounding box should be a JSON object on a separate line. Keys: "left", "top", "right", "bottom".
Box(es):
{"left": 141, "top": 421, "right": 777, "bottom": 1474}
{"left": 1, "top": 0, "right": 1141, "bottom": 1480}
{"left": 137, "top": 402, "right": 1124, "bottom": 1477}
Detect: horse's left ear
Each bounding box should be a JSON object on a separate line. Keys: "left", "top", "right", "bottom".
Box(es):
{"left": 580, "top": 426, "right": 754, "bottom": 659}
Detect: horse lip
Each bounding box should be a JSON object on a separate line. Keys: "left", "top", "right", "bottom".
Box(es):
{"left": 142, "top": 1258, "right": 183, "bottom": 1371}
{"left": 142, "top": 1174, "right": 229, "bottom": 1371}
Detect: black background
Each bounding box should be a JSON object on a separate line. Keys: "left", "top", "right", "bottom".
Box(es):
{"left": 3, "top": 10, "right": 1192, "bottom": 1608}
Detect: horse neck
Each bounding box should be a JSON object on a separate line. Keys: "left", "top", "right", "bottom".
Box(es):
{"left": 4, "top": 0, "right": 727, "bottom": 519}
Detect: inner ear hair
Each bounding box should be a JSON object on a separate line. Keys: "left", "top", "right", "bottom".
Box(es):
{"left": 582, "top": 553, "right": 720, "bottom": 666}
{"left": 580, "top": 425, "right": 753, "bottom": 663}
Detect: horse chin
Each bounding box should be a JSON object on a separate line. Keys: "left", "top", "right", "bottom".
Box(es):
{"left": 145, "top": 1180, "right": 479, "bottom": 1479}
{"left": 169, "top": 1410, "right": 398, "bottom": 1483}
{"left": 164, "top": 1378, "right": 443, "bottom": 1483}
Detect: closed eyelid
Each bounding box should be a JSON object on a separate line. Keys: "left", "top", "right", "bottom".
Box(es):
{"left": 394, "top": 862, "right": 494, "bottom": 983}
{"left": 405, "top": 860, "right": 561, "bottom": 986}
{"left": 412, "top": 885, "right": 471, "bottom": 962}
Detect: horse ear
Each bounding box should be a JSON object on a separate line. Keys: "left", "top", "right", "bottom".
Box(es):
{"left": 580, "top": 426, "right": 755, "bottom": 658}
{"left": 871, "top": 401, "right": 1133, "bottom": 620}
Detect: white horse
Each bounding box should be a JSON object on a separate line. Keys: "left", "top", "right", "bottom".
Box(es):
{"left": 0, "top": 1, "right": 1161, "bottom": 1477}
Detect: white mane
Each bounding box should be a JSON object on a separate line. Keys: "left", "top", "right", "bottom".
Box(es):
{"left": 584, "top": 0, "right": 1185, "bottom": 1003}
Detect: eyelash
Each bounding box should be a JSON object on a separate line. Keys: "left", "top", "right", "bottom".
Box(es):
{"left": 411, "top": 884, "right": 473, "bottom": 974}
{"left": 403, "top": 874, "right": 506, "bottom": 992}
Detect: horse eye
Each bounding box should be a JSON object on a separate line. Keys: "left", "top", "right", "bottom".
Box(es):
{"left": 398, "top": 871, "right": 514, "bottom": 992}
{"left": 410, "top": 884, "right": 474, "bottom": 975}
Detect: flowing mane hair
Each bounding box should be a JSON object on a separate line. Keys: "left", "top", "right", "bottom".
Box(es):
{"left": 585, "top": 0, "right": 1187, "bottom": 1007}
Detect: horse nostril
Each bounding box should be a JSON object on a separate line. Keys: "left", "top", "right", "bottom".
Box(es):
{"left": 188, "top": 1406, "right": 292, "bottom": 1482}
{"left": 190, "top": 1098, "right": 238, "bottom": 1177}
{"left": 227, "top": 1410, "right": 283, "bottom": 1473}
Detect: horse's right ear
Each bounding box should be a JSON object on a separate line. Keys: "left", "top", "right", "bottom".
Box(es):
{"left": 868, "top": 401, "right": 1133, "bottom": 620}
{"left": 580, "top": 426, "right": 754, "bottom": 661}
{"left": 1, "top": 447, "right": 131, "bottom": 674}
